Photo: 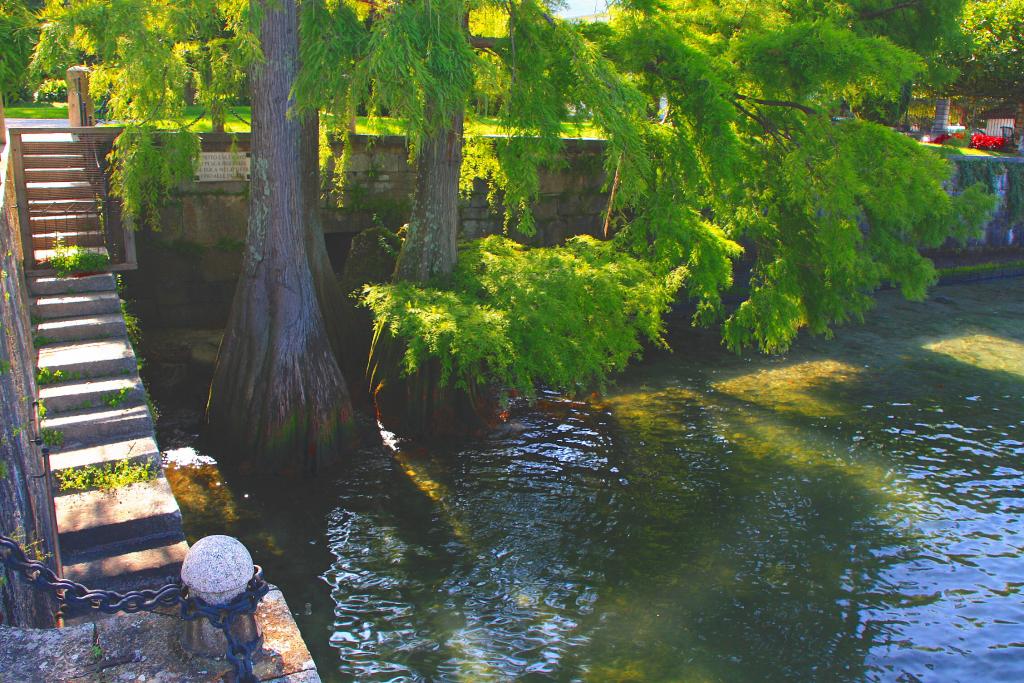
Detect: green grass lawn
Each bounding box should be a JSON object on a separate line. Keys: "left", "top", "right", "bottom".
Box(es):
{"left": 6, "top": 102, "right": 603, "bottom": 138}
{"left": 5, "top": 102, "right": 70, "bottom": 119}
{"left": 920, "top": 142, "right": 1020, "bottom": 158}
{"left": 12, "top": 103, "right": 1014, "bottom": 150}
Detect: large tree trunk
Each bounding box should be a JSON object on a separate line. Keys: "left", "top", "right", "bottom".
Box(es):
{"left": 374, "top": 106, "right": 485, "bottom": 436}
{"left": 393, "top": 107, "right": 464, "bottom": 282}
{"left": 210, "top": 104, "right": 226, "bottom": 134}
{"left": 300, "top": 112, "right": 350, "bottom": 367}
{"left": 206, "top": 0, "right": 354, "bottom": 474}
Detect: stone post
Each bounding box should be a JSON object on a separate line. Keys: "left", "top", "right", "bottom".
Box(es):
{"left": 66, "top": 66, "right": 95, "bottom": 127}
{"left": 179, "top": 535, "right": 263, "bottom": 660}
{"left": 931, "top": 97, "right": 951, "bottom": 137}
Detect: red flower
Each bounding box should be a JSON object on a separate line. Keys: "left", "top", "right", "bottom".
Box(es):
{"left": 970, "top": 133, "right": 1007, "bottom": 150}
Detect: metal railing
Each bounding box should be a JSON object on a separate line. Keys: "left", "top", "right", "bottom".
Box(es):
{"left": 0, "top": 534, "right": 269, "bottom": 682}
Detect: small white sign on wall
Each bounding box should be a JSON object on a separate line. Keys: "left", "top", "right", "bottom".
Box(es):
{"left": 195, "top": 152, "right": 251, "bottom": 182}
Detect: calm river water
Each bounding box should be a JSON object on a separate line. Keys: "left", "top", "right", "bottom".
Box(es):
{"left": 161, "top": 278, "right": 1024, "bottom": 682}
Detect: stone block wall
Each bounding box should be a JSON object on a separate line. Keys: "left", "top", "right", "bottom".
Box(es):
{"left": 127, "top": 134, "right": 611, "bottom": 328}
{"left": 951, "top": 156, "right": 1024, "bottom": 247}
{"left": 125, "top": 134, "right": 1024, "bottom": 330}
{"left": 0, "top": 140, "right": 59, "bottom": 627}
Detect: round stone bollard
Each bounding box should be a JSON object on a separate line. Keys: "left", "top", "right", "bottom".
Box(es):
{"left": 180, "top": 535, "right": 263, "bottom": 659}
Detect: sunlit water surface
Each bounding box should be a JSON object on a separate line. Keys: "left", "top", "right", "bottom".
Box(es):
{"left": 162, "top": 279, "right": 1024, "bottom": 682}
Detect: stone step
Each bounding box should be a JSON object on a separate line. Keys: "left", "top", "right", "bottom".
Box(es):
{"left": 37, "top": 338, "right": 136, "bottom": 379}
{"left": 42, "top": 404, "right": 153, "bottom": 451}
{"left": 28, "top": 273, "right": 115, "bottom": 297}
{"left": 56, "top": 477, "right": 183, "bottom": 557}
{"left": 50, "top": 436, "right": 161, "bottom": 477}
{"left": 40, "top": 376, "right": 144, "bottom": 414}
{"left": 31, "top": 290, "right": 120, "bottom": 320}
{"left": 62, "top": 539, "right": 188, "bottom": 594}
{"left": 34, "top": 312, "right": 126, "bottom": 344}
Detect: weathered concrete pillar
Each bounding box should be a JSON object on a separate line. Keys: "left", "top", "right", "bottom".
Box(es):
{"left": 931, "top": 97, "right": 951, "bottom": 137}
{"left": 179, "top": 535, "right": 262, "bottom": 660}
{"left": 66, "top": 66, "right": 95, "bottom": 127}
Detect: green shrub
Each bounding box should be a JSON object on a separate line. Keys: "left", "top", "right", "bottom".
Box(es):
{"left": 121, "top": 301, "right": 142, "bottom": 348}
{"left": 362, "top": 235, "right": 684, "bottom": 396}
{"left": 37, "top": 367, "right": 80, "bottom": 385}
{"left": 34, "top": 78, "right": 67, "bottom": 103}
{"left": 45, "top": 242, "right": 110, "bottom": 277}
{"left": 41, "top": 428, "right": 64, "bottom": 447}
{"left": 101, "top": 387, "right": 132, "bottom": 408}
{"left": 56, "top": 460, "right": 154, "bottom": 492}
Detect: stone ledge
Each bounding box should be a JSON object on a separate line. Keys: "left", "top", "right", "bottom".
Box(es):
{"left": 0, "top": 588, "right": 320, "bottom": 682}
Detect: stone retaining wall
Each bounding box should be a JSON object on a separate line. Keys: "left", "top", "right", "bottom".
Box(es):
{"left": 126, "top": 134, "right": 610, "bottom": 328}
{"left": 125, "top": 135, "right": 1023, "bottom": 329}
{"left": 951, "top": 156, "right": 1024, "bottom": 248}
{"left": 0, "top": 134, "right": 60, "bottom": 627}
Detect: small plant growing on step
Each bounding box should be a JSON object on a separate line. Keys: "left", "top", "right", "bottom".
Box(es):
{"left": 32, "top": 335, "right": 57, "bottom": 348}
{"left": 56, "top": 460, "right": 154, "bottom": 492}
{"left": 41, "top": 428, "right": 64, "bottom": 448}
{"left": 37, "top": 367, "right": 80, "bottom": 385}
{"left": 101, "top": 387, "right": 132, "bottom": 408}
{"left": 45, "top": 241, "right": 111, "bottom": 278}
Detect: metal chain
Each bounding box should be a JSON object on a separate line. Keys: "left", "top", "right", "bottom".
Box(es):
{"left": 180, "top": 571, "right": 270, "bottom": 682}
{"left": 0, "top": 535, "right": 182, "bottom": 613}
{"left": 1, "top": 534, "right": 269, "bottom": 682}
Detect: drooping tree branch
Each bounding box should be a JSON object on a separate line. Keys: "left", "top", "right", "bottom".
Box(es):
{"left": 734, "top": 93, "right": 818, "bottom": 116}
{"left": 858, "top": 0, "right": 924, "bottom": 21}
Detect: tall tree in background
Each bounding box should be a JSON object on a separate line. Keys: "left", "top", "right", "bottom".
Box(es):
{"left": 35, "top": 0, "right": 357, "bottom": 469}
{"left": 350, "top": 0, "right": 994, "bottom": 436}
{"left": 942, "top": 0, "right": 1024, "bottom": 144}
{"left": 0, "top": 0, "right": 36, "bottom": 104}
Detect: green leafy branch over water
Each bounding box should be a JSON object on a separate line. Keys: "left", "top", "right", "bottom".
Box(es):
{"left": 363, "top": 235, "right": 683, "bottom": 396}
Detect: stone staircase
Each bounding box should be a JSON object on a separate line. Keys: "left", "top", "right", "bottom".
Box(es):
{"left": 30, "top": 272, "right": 187, "bottom": 595}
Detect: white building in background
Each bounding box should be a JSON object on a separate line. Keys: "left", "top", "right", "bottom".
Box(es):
{"left": 979, "top": 103, "right": 1017, "bottom": 138}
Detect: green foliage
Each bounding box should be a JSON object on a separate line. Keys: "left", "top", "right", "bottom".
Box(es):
{"left": 120, "top": 300, "right": 141, "bottom": 348}
{"left": 34, "top": 0, "right": 255, "bottom": 221}
{"left": 734, "top": 20, "right": 921, "bottom": 104}
{"left": 40, "top": 428, "right": 64, "bottom": 447}
{"left": 1006, "top": 165, "right": 1024, "bottom": 226}
{"left": 110, "top": 127, "right": 200, "bottom": 226}
{"left": 37, "top": 367, "right": 80, "bottom": 385}
{"left": 363, "top": 235, "right": 683, "bottom": 395}
{"left": 33, "top": 335, "right": 57, "bottom": 348}
{"left": 44, "top": 242, "right": 111, "bottom": 277}
{"left": 33, "top": 77, "right": 66, "bottom": 102}
{"left": 941, "top": 0, "right": 1024, "bottom": 100}
{"left": 56, "top": 459, "right": 153, "bottom": 492}
{"left": 0, "top": 0, "right": 36, "bottom": 100}
{"left": 723, "top": 121, "right": 995, "bottom": 352}
{"left": 955, "top": 159, "right": 1024, "bottom": 225}
{"left": 101, "top": 387, "right": 131, "bottom": 408}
